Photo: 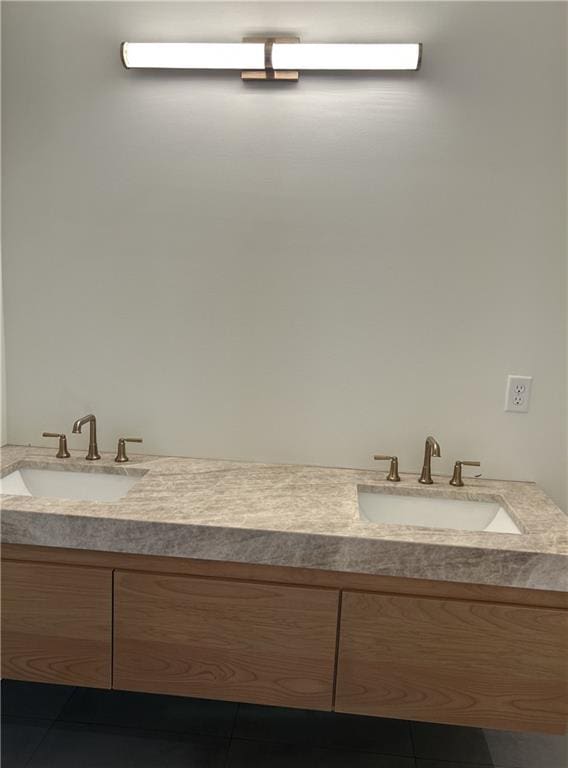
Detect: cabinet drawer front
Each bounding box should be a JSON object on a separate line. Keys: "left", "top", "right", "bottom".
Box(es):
{"left": 114, "top": 572, "right": 339, "bottom": 710}
{"left": 336, "top": 591, "right": 568, "bottom": 733}
{"left": 1, "top": 561, "right": 112, "bottom": 688}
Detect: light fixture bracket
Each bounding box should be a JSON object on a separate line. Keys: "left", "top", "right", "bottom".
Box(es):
{"left": 241, "top": 37, "right": 300, "bottom": 81}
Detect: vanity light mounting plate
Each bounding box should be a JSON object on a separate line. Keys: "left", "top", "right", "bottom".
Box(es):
{"left": 241, "top": 37, "right": 300, "bottom": 81}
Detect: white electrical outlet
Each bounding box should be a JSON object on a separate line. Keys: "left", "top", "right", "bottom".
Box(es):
{"left": 504, "top": 375, "right": 533, "bottom": 413}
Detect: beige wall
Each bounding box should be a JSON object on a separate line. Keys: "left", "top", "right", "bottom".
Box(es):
{"left": 2, "top": 2, "right": 566, "bottom": 508}
{"left": 0, "top": 6, "right": 5, "bottom": 448}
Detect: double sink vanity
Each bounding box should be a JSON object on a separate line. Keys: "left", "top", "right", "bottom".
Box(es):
{"left": 1, "top": 430, "right": 567, "bottom": 735}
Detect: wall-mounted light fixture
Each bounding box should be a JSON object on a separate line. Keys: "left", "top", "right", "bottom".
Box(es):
{"left": 121, "top": 38, "right": 422, "bottom": 81}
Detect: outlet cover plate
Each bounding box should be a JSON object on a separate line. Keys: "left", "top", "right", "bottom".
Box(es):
{"left": 505, "top": 375, "right": 533, "bottom": 413}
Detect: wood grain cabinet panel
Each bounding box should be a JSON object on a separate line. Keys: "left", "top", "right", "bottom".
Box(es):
{"left": 114, "top": 572, "right": 339, "bottom": 710}
{"left": 335, "top": 591, "right": 568, "bottom": 734}
{"left": 1, "top": 561, "right": 112, "bottom": 688}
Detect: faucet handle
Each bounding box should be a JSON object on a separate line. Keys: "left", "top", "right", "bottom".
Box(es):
{"left": 450, "top": 460, "right": 481, "bottom": 487}
{"left": 374, "top": 455, "right": 401, "bottom": 482}
{"left": 115, "top": 437, "right": 143, "bottom": 463}
{"left": 42, "top": 432, "right": 71, "bottom": 459}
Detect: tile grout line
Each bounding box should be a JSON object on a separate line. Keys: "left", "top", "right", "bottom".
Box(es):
{"left": 44, "top": 714, "right": 237, "bottom": 743}
{"left": 21, "top": 717, "right": 58, "bottom": 768}
{"left": 413, "top": 756, "right": 520, "bottom": 768}
{"left": 20, "top": 685, "right": 77, "bottom": 767}
{"left": 36, "top": 707, "right": 418, "bottom": 762}
{"left": 223, "top": 702, "right": 240, "bottom": 768}
{"left": 408, "top": 721, "right": 418, "bottom": 767}
{"left": 227, "top": 734, "right": 415, "bottom": 761}
{"left": 22, "top": 723, "right": 53, "bottom": 768}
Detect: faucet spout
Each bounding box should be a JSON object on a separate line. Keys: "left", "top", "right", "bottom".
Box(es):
{"left": 428, "top": 435, "right": 441, "bottom": 458}
{"left": 72, "top": 414, "right": 93, "bottom": 434}
{"left": 419, "top": 435, "right": 441, "bottom": 484}
{"left": 72, "top": 414, "right": 100, "bottom": 460}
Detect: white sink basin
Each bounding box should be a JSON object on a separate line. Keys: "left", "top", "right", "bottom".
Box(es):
{"left": 0, "top": 467, "right": 140, "bottom": 502}
{"left": 358, "top": 489, "right": 521, "bottom": 534}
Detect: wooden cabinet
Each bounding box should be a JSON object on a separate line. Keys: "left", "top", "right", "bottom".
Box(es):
{"left": 335, "top": 591, "right": 568, "bottom": 734}
{"left": 113, "top": 571, "right": 340, "bottom": 710}
{"left": 2, "top": 546, "right": 566, "bottom": 734}
{"left": 1, "top": 560, "right": 112, "bottom": 688}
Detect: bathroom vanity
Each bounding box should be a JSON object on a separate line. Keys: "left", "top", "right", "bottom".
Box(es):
{"left": 1, "top": 446, "right": 567, "bottom": 735}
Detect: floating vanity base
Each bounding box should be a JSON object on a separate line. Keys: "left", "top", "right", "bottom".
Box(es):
{"left": 2, "top": 544, "right": 566, "bottom": 735}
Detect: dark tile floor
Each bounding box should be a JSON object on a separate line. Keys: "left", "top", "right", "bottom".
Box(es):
{"left": 1, "top": 681, "right": 566, "bottom": 768}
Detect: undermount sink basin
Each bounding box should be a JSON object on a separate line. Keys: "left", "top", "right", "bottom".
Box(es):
{"left": 0, "top": 467, "right": 140, "bottom": 502}
{"left": 358, "top": 489, "right": 522, "bottom": 535}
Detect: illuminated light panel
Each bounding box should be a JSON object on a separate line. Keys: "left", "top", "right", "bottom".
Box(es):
{"left": 272, "top": 43, "right": 421, "bottom": 71}
{"left": 121, "top": 42, "right": 265, "bottom": 70}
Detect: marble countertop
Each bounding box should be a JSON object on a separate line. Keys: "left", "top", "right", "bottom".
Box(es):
{"left": 1, "top": 445, "right": 567, "bottom": 592}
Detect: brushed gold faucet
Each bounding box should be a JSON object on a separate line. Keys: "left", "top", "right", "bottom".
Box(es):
{"left": 114, "top": 437, "right": 143, "bottom": 463}
{"left": 72, "top": 414, "right": 100, "bottom": 460}
{"left": 418, "top": 435, "right": 441, "bottom": 484}
{"left": 450, "top": 460, "right": 481, "bottom": 487}
{"left": 374, "top": 454, "right": 401, "bottom": 482}
{"left": 42, "top": 432, "right": 71, "bottom": 459}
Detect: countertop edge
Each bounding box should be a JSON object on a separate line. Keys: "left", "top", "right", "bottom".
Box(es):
{"left": 2, "top": 508, "right": 566, "bottom": 594}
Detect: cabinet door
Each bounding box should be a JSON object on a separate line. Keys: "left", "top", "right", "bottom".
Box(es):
{"left": 335, "top": 591, "right": 568, "bottom": 734}
{"left": 114, "top": 572, "right": 339, "bottom": 710}
{"left": 1, "top": 561, "right": 112, "bottom": 688}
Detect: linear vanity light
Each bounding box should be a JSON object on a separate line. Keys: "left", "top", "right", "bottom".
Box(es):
{"left": 120, "top": 40, "right": 422, "bottom": 80}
